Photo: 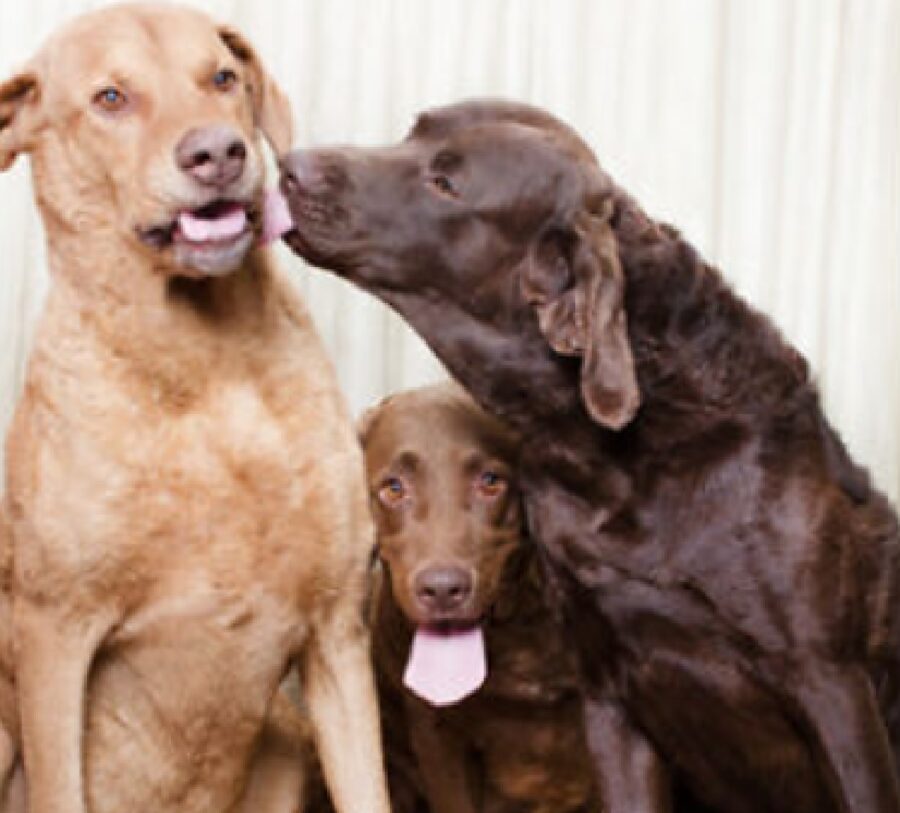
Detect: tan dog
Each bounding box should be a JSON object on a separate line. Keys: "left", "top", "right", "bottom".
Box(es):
{"left": 0, "top": 5, "right": 388, "bottom": 813}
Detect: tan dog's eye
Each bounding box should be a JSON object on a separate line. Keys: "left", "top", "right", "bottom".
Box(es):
{"left": 212, "top": 69, "right": 239, "bottom": 92}
{"left": 93, "top": 86, "right": 128, "bottom": 113}
{"left": 378, "top": 477, "right": 407, "bottom": 506}
{"left": 476, "top": 470, "right": 507, "bottom": 498}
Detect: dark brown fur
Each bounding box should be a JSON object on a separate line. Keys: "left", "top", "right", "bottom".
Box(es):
{"left": 280, "top": 100, "right": 900, "bottom": 813}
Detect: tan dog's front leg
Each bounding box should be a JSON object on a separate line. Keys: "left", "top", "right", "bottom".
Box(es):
{"left": 14, "top": 600, "right": 115, "bottom": 813}
{"left": 0, "top": 724, "right": 17, "bottom": 810}
{"left": 303, "top": 607, "right": 390, "bottom": 813}
{"left": 236, "top": 688, "right": 313, "bottom": 813}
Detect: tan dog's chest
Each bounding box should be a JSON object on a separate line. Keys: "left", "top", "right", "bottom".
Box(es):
{"left": 6, "top": 300, "right": 357, "bottom": 810}
{"left": 10, "top": 319, "right": 345, "bottom": 618}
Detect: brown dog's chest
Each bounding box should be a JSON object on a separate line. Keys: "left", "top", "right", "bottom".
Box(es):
{"left": 384, "top": 608, "right": 599, "bottom": 813}
{"left": 522, "top": 468, "right": 863, "bottom": 813}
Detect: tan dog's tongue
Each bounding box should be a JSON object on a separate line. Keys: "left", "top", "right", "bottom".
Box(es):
{"left": 178, "top": 205, "right": 247, "bottom": 243}
{"left": 403, "top": 626, "right": 486, "bottom": 707}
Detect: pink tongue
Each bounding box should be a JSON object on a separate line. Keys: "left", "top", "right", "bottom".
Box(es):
{"left": 403, "top": 626, "right": 486, "bottom": 707}
{"left": 178, "top": 205, "right": 247, "bottom": 243}
{"left": 260, "top": 188, "right": 294, "bottom": 244}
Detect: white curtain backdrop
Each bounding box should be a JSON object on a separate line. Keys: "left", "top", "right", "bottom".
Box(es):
{"left": 1, "top": 0, "right": 898, "bottom": 501}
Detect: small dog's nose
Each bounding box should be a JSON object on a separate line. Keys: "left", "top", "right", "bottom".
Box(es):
{"left": 414, "top": 566, "right": 473, "bottom": 614}
{"left": 176, "top": 125, "right": 247, "bottom": 187}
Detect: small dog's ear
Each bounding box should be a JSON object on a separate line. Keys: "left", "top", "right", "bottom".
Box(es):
{"left": 357, "top": 395, "right": 396, "bottom": 446}
{"left": 520, "top": 202, "right": 639, "bottom": 430}
{"left": 356, "top": 405, "right": 380, "bottom": 445}
{"left": 218, "top": 26, "right": 293, "bottom": 156}
{"left": 0, "top": 71, "right": 42, "bottom": 171}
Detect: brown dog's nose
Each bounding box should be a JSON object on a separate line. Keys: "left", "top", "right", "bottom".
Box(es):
{"left": 176, "top": 125, "right": 247, "bottom": 187}
{"left": 414, "top": 566, "right": 473, "bottom": 614}
{"left": 280, "top": 150, "right": 348, "bottom": 196}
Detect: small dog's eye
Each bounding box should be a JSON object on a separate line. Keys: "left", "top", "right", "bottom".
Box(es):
{"left": 93, "top": 86, "right": 128, "bottom": 113}
{"left": 476, "top": 470, "right": 506, "bottom": 497}
{"left": 212, "top": 69, "right": 238, "bottom": 92}
{"left": 378, "top": 477, "right": 407, "bottom": 505}
{"left": 429, "top": 175, "right": 457, "bottom": 197}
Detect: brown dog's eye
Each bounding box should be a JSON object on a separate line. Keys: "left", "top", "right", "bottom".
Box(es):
{"left": 476, "top": 470, "right": 507, "bottom": 498}
{"left": 93, "top": 86, "right": 128, "bottom": 113}
{"left": 212, "top": 69, "right": 239, "bottom": 92}
{"left": 378, "top": 477, "right": 407, "bottom": 506}
{"left": 429, "top": 175, "right": 458, "bottom": 198}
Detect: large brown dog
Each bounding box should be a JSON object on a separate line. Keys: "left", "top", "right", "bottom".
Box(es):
{"left": 279, "top": 100, "right": 900, "bottom": 812}
{"left": 361, "top": 383, "right": 599, "bottom": 813}
{"left": 0, "top": 5, "right": 388, "bottom": 813}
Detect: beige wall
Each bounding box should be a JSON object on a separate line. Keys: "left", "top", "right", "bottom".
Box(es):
{"left": 1, "top": 0, "right": 898, "bottom": 500}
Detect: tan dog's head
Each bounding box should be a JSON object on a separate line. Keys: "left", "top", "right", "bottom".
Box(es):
{"left": 0, "top": 3, "right": 293, "bottom": 278}
{"left": 360, "top": 383, "right": 524, "bottom": 630}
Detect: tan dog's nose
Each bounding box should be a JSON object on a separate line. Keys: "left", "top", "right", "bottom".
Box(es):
{"left": 414, "top": 566, "right": 473, "bottom": 614}
{"left": 176, "top": 125, "right": 247, "bottom": 187}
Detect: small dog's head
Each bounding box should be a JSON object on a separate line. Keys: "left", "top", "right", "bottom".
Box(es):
{"left": 0, "top": 3, "right": 293, "bottom": 278}
{"left": 360, "top": 382, "right": 524, "bottom": 630}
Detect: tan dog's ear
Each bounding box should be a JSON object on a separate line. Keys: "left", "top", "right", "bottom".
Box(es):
{"left": 218, "top": 27, "right": 293, "bottom": 155}
{"left": 0, "top": 72, "right": 41, "bottom": 171}
{"left": 521, "top": 202, "right": 640, "bottom": 430}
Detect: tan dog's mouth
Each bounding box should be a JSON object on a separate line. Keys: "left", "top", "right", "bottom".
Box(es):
{"left": 137, "top": 199, "right": 259, "bottom": 276}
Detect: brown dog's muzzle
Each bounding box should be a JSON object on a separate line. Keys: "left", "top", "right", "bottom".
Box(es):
{"left": 412, "top": 564, "right": 474, "bottom": 618}
{"left": 280, "top": 150, "right": 350, "bottom": 198}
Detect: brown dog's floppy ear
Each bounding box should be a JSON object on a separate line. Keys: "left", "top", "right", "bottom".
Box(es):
{"left": 218, "top": 27, "right": 294, "bottom": 155}
{"left": 521, "top": 203, "right": 640, "bottom": 429}
{"left": 0, "top": 72, "right": 42, "bottom": 171}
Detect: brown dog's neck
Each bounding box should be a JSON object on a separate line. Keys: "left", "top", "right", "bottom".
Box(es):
{"left": 616, "top": 209, "right": 812, "bottom": 441}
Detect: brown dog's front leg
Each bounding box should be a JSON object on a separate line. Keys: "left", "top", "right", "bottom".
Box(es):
{"left": 583, "top": 696, "right": 672, "bottom": 813}
{"left": 14, "top": 600, "right": 114, "bottom": 813}
{"left": 405, "top": 695, "right": 478, "bottom": 813}
{"left": 791, "top": 663, "right": 900, "bottom": 813}
{"left": 303, "top": 606, "right": 391, "bottom": 813}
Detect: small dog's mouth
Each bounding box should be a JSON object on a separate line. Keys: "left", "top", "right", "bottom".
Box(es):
{"left": 422, "top": 617, "right": 484, "bottom": 635}
{"left": 137, "top": 199, "right": 258, "bottom": 249}
{"left": 404, "top": 621, "right": 488, "bottom": 707}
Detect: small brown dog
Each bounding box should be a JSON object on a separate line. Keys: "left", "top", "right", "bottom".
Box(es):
{"left": 360, "top": 383, "right": 599, "bottom": 813}
{"left": 0, "top": 5, "right": 388, "bottom": 813}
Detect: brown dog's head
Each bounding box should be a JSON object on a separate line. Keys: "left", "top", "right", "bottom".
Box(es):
{"left": 0, "top": 3, "right": 292, "bottom": 278}
{"left": 281, "top": 100, "right": 639, "bottom": 430}
{"left": 360, "top": 382, "right": 523, "bottom": 630}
